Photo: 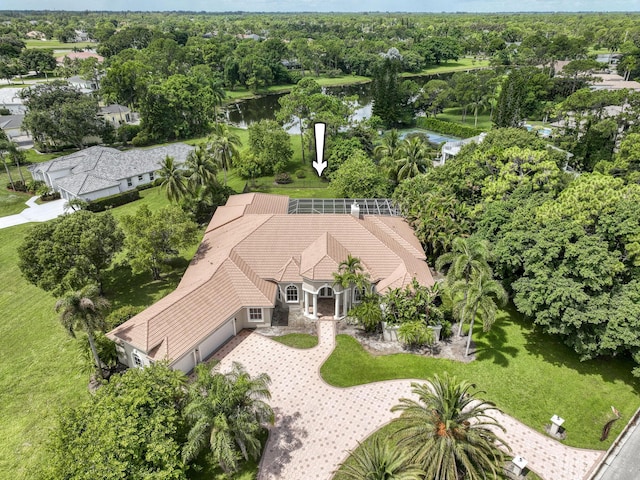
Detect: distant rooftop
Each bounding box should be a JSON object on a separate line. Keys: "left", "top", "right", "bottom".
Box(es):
{"left": 288, "top": 198, "right": 400, "bottom": 216}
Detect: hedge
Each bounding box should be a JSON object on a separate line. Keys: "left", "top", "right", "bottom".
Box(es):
{"left": 416, "top": 117, "right": 484, "bottom": 139}
{"left": 85, "top": 189, "right": 140, "bottom": 212}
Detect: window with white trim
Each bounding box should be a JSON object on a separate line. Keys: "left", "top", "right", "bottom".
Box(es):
{"left": 248, "top": 308, "right": 263, "bottom": 322}
{"left": 127, "top": 177, "right": 133, "bottom": 187}
{"left": 286, "top": 285, "right": 299, "bottom": 303}
{"left": 150, "top": 172, "right": 155, "bottom": 181}
{"left": 353, "top": 287, "right": 365, "bottom": 303}
{"left": 132, "top": 352, "right": 143, "bottom": 368}
{"left": 138, "top": 175, "right": 144, "bottom": 181}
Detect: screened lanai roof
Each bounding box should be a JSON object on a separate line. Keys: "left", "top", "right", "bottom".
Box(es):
{"left": 287, "top": 198, "right": 401, "bottom": 216}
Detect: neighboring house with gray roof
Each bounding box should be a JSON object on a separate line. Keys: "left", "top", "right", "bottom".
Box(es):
{"left": 0, "top": 114, "right": 33, "bottom": 148}
{"left": 28, "top": 143, "right": 194, "bottom": 202}
{"left": 98, "top": 104, "right": 138, "bottom": 126}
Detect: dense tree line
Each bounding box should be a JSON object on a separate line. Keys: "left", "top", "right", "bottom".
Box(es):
{"left": 395, "top": 127, "right": 640, "bottom": 377}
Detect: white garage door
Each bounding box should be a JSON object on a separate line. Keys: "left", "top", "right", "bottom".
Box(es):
{"left": 199, "top": 318, "right": 236, "bottom": 360}
{"left": 172, "top": 352, "right": 195, "bottom": 373}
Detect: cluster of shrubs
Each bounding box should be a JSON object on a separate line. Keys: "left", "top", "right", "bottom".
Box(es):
{"left": 85, "top": 190, "right": 141, "bottom": 212}
{"left": 416, "top": 117, "right": 484, "bottom": 139}
{"left": 274, "top": 172, "right": 293, "bottom": 184}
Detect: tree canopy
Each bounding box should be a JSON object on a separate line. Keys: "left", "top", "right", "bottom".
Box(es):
{"left": 19, "top": 210, "right": 124, "bottom": 296}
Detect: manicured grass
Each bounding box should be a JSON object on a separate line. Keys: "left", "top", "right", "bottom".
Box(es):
{"left": 25, "top": 39, "right": 96, "bottom": 50}
{"left": 224, "top": 74, "right": 371, "bottom": 101}
{"left": 0, "top": 224, "right": 88, "bottom": 479}
{"left": 0, "top": 188, "right": 201, "bottom": 479}
{"left": 0, "top": 164, "right": 31, "bottom": 216}
{"left": 271, "top": 333, "right": 319, "bottom": 349}
{"left": 321, "top": 307, "right": 640, "bottom": 450}
{"left": 438, "top": 108, "right": 494, "bottom": 131}
{"left": 402, "top": 57, "right": 491, "bottom": 78}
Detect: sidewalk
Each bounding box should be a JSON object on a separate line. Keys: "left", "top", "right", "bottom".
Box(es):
{"left": 0, "top": 196, "right": 67, "bottom": 229}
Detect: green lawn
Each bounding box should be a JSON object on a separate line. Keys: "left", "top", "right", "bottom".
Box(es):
{"left": 271, "top": 333, "right": 319, "bottom": 349}
{"left": 437, "top": 108, "right": 494, "bottom": 131}
{"left": 225, "top": 74, "right": 371, "bottom": 101}
{"left": 25, "top": 39, "right": 96, "bottom": 50}
{"left": 402, "top": 57, "right": 491, "bottom": 78}
{"left": 0, "top": 188, "right": 199, "bottom": 479}
{"left": 321, "top": 307, "right": 640, "bottom": 451}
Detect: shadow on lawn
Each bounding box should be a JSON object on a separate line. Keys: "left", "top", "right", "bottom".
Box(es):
{"left": 519, "top": 315, "right": 640, "bottom": 394}
{"left": 474, "top": 317, "right": 520, "bottom": 367}
{"left": 102, "top": 259, "right": 189, "bottom": 309}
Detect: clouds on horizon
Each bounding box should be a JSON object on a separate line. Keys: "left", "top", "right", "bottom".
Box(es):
{"left": 0, "top": 0, "right": 636, "bottom": 11}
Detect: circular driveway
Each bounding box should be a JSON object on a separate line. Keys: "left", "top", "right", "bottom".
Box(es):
{"left": 212, "top": 321, "right": 603, "bottom": 480}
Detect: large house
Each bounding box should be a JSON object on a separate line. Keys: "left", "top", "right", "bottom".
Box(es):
{"left": 108, "top": 193, "right": 434, "bottom": 373}
{"left": 29, "top": 143, "right": 194, "bottom": 201}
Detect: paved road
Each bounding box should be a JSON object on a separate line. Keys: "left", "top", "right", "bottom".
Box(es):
{"left": 595, "top": 411, "right": 640, "bottom": 480}
{"left": 0, "top": 196, "right": 67, "bottom": 229}
{"left": 212, "top": 321, "right": 604, "bottom": 480}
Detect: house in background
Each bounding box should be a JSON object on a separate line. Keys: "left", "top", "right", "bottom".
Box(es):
{"left": 68, "top": 75, "right": 99, "bottom": 93}
{"left": 98, "top": 104, "right": 138, "bottom": 126}
{"left": 108, "top": 193, "right": 434, "bottom": 373}
{"left": 0, "top": 114, "right": 33, "bottom": 148}
{"left": 25, "top": 30, "right": 46, "bottom": 40}
{"left": 56, "top": 51, "right": 104, "bottom": 65}
{"left": 28, "top": 143, "right": 193, "bottom": 201}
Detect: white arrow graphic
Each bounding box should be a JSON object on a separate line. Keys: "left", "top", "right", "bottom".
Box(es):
{"left": 313, "top": 122, "right": 327, "bottom": 177}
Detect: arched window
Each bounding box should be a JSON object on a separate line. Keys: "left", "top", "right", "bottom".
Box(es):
{"left": 132, "top": 352, "right": 143, "bottom": 368}
{"left": 286, "top": 285, "right": 298, "bottom": 302}
{"left": 353, "top": 286, "right": 365, "bottom": 303}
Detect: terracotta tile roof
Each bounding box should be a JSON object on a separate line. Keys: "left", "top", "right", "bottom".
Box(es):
{"left": 108, "top": 193, "right": 433, "bottom": 365}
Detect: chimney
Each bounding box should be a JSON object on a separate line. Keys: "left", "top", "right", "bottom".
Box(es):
{"left": 350, "top": 202, "right": 360, "bottom": 219}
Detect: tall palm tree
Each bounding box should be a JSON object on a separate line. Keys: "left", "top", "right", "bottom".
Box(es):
{"left": 0, "top": 132, "right": 17, "bottom": 190}
{"left": 158, "top": 155, "right": 187, "bottom": 203}
{"left": 55, "top": 285, "right": 111, "bottom": 379}
{"left": 338, "top": 436, "right": 424, "bottom": 480}
{"left": 183, "top": 362, "right": 274, "bottom": 473}
{"left": 395, "top": 136, "right": 432, "bottom": 182}
{"left": 436, "top": 236, "right": 493, "bottom": 336}
{"left": 375, "top": 129, "right": 401, "bottom": 163}
{"left": 185, "top": 145, "right": 218, "bottom": 193}
{"left": 391, "top": 374, "right": 509, "bottom": 480}
{"left": 457, "top": 271, "right": 508, "bottom": 356}
{"left": 210, "top": 81, "right": 226, "bottom": 124}
{"left": 207, "top": 123, "right": 241, "bottom": 186}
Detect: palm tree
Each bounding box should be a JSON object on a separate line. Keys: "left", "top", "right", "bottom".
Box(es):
{"left": 183, "top": 362, "right": 274, "bottom": 473}
{"left": 375, "top": 129, "right": 401, "bottom": 163}
{"left": 338, "top": 436, "right": 424, "bottom": 480}
{"left": 395, "top": 136, "right": 432, "bottom": 181}
{"left": 333, "top": 254, "right": 370, "bottom": 291}
{"left": 435, "top": 236, "right": 493, "bottom": 336}
{"left": 391, "top": 374, "right": 509, "bottom": 480}
{"left": 457, "top": 271, "right": 508, "bottom": 356}
{"left": 207, "top": 123, "right": 241, "bottom": 186}
{"left": 55, "top": 285, "right": 111, "bottom": 379}
{"left": 158, "top": 155, "right": 187, "bottom": 203}
{"left": 210, "top": 81, "right": 226, "bottom": 124}
{"left": 185, "top": 145, "right": 218, "bottom": 193}
{"left": 0, "top": 132, "right": 17, "bottom": 190}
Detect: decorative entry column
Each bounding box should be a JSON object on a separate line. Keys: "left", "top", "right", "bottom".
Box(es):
{"left": 334, "top": 291, "right": 342, "bottom": 318}
{"left": 312, "top": 292, "right": 318, "bottom": 319}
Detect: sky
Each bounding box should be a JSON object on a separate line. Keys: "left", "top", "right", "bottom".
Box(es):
{"left": 1, "top": 0, "right": 637, "bottom": 12}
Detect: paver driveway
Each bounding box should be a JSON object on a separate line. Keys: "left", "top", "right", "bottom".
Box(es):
{"left": 212, "top": 321, "right": 603, "bottom": 480}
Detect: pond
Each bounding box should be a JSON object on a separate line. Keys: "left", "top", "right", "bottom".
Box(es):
{"left": 224, "top": 72, "right": 455, "bottom": 133}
